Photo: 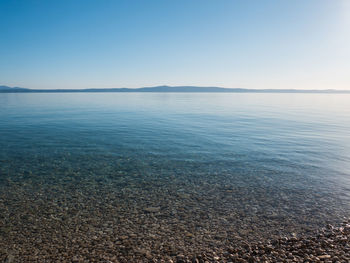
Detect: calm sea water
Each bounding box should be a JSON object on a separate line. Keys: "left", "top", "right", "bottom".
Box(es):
{"left": 0, "top": 93, "right": 350, "bottom": 252}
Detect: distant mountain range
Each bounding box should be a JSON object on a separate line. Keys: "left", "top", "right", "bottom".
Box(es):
{"left": 1, "top": 85, "right": 349, "bottom": 93}
{"left": 0, "top": 85, "right": 29, "bottom": 91}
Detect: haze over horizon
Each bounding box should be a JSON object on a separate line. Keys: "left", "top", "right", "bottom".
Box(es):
{"left": 1, "top": 0, "right": 350, "bottom": 90}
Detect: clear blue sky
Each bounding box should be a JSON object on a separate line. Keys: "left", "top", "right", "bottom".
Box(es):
{"left": 1, "top": 0, "right": 349, "bottom": 90}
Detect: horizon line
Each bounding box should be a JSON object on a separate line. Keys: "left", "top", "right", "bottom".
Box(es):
{"left": 1, "top": 85, "right": 350, "bottom": 93}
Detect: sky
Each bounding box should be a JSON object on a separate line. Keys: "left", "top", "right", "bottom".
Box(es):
{"left": 0, "top": 0, "right": 349, "bottom": 90}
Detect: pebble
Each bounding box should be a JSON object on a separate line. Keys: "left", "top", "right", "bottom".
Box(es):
{"left": 318, "top": 255, "right": 331, "bottom": 259}
{"left": 144, "top": 207, "right": 161, "bottom": 213}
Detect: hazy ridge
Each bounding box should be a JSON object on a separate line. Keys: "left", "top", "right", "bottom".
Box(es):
{"left": 1, "top": 85, "right": 349, "bottom": 93}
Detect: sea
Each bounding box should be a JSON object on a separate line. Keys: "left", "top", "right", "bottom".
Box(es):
{"left": 0, "top": 92, "right": 349, "bottom": 259}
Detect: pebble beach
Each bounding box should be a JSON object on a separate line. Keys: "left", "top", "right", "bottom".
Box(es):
{"left": 0, "top": 169, "right": 349, "bottom": 262}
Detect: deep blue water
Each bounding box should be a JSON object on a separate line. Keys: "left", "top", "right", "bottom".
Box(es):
{"left": 0, "top": 93, "right": 350, "bottom": 248}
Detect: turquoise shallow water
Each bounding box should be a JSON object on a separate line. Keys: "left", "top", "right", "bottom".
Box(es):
{"left": 1, "top": 93, "right": 350, "bottom": 190}
{"left": 0, "top": 92, "right": 350, "bottom": 259}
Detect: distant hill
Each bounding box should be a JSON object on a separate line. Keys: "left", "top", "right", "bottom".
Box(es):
{"left": 0, "top": 85, "right": 28, "bottom": 91}
{"left": 136, "top": 85, "right": 233, "bottom": 92}
{"left": 0, "top": 85, "right": 349, "bottom": 93}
